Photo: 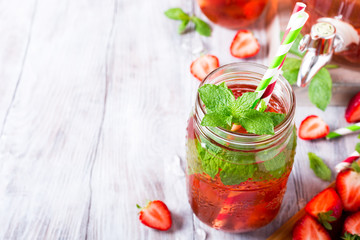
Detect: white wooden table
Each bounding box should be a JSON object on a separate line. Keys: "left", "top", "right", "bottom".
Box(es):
{"left": 0, "top": 0, "right": 359, "bottom": 239}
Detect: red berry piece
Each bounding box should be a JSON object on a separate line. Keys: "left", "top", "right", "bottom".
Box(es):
{"left": 336, "top": 169, "right": 360, "bottom": 212}
{"left": 298, "top": 115, "right": 329, "bottom": 140}
{"left": 345, "top": 92, "right": 360, "bottom": 123}
{"left": 293, "top": 214, "right": 331, "bottom": 240}
{"left": 190, "top": 54, "right": 219, "bottom": 81}
{"left": 137, "top": 200, "right": 172, "bottom": 231}
{"left": 230, "top": 30, "right": 260, "bottom": 59}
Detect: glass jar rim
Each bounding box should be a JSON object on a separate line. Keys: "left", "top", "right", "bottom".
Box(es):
{"left": 195, "top": 62, "right": 296, "bottom": 147}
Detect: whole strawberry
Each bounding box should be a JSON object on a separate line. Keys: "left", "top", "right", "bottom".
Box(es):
{"left": 343, "top": 211, "right": 360, "bottom": 239}
{"left": 293, "top": 214, "right": 331, "bottom": 240}
{"left": 305, "top": 188, "right": 343, "bottom": 230}
{"left": 137, "top": 200, "right": 172, "bottom": 231}
{"left": 345, "top": 92, "right": 360, "bottom": 123}
{"left": 336, "top": 162, "right": 360, "bottom": 212}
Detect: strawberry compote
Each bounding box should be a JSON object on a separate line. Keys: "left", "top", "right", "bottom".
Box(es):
{"left": 186, "top": 63, "right": 297, "bottom": 233}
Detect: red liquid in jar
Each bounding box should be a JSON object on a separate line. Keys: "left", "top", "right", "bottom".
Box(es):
{"left": 186, "top": 85, "right": 295, "bottom": 232}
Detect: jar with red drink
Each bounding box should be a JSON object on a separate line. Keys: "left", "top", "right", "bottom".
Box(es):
{"left": 186, "top": 62, "right": 297, "bottom": 232}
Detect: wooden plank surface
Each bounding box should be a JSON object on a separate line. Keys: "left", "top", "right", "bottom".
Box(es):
{"left": 0, "top": 0, "right": 359, "bottom": 239}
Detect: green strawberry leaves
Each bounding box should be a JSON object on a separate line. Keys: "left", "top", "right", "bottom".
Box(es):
{"left": 165, "top": 8, "right": 211, "bottom": 36}
{"left": 318, "top": 210, "right": 337, "bottom": 230}
{"left": 198, "top": 83, "right": 285, "bottom": 135}
{"left": 308, "top": 152, "right": 332, "bottom": 181}
{"left": 342, "top": 233, "right": 360, "bottom": 240}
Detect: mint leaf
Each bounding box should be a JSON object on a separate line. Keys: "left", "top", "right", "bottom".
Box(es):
{"left": 308, "top": 152, "right": 332, "bottom": 181}
{"left": 178, "top": 19, "right": 189, "bottom": 34}
{"left": 232, "top": 92, "right": 258, "bottom": 114}
{"left": 199, "top": 83, "right": 235, "bottom": 113}
{"left": 309, "top": 68, "right": 332, "bottom": 111}
{"left": 258, "top": 99, "right": 267, "bottom": 112}
{"left": 196, "top": 141, "right": 220, "bottom": 178}
{"left": 191, "top": 16, "right": 211, "bottom": 37}
{"left": 263, "top": 152, "right": 286, "bottom": 178}
{"left": 220, "top": 162, "right": 256, "bottom": 185}
{"left": 202, "top": 112, "right": 232, "bottom": 129}
{"left": 356, "top": 143, "right": 360, "bottom": 154}
{"left": 280, "top": 31, "right": 304, "bottom": 57}
{"left": 164, "top": 8, "right": 189, "bottom": 21}
{"left": 237, "top": 109, "right": 275, "bottom": 135}
{"left": 351, "top": 161, "right": 360, "bottom": 173}
{"left": 282, "top": 58, "right": 301, "bottom": 84}
{"left": 198, "top": 83, "right": 282, "bottom": 135}
{"left": 263, "top": 112, "right": 286, "bottom": 126}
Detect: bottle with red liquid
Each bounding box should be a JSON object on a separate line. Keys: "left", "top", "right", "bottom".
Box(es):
{"left": 186, "top": 62, "right": 297, "bottom": 232}
{"left": 295, "top": 0, "right": 360, "bottom": 64}
{"left": 197, "top": 0, "right": 278, "bottom": 29}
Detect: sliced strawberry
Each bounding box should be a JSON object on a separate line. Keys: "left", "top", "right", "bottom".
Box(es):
{"left": 298, "top": 115, "right": 330, "bottom": 140}
{"left": 345, "top": 92, "right": 360, "bottom": 123}
{"left": 344, "top": 211, "right": 360, "bottom": 236}
{"left": 293, "top": 214, "right": 331, "bottom": 240}
{"left": 137, "top": 200, "right": 172, "bottom": 231}
{"left": 230, "top": 30, "right": 260, "bottom": 58}
{"left": 305, "top": 188, "right": 343, "bottom": 219}
{"left": 190, "top": 54, "right": 219, "bottom": 81}
{"left": 336, "top": 169, "right": 360, "bottom": 212}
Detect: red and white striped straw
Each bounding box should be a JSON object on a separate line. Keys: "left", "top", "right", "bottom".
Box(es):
{"left": 335, "top": 151, "right": 360, "bottom": 172}
{"left": 257, "top": 2, "right": 307, "bottom": 108}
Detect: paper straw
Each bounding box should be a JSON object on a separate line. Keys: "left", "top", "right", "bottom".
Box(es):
{"left": 326, "top": 123, "right": 360, "bottom": 139}
{"left": 335, "top": 151, "right": 360, "bottom": 172}
{"left": 254, "top": 7, "right": 308, "bottom": 108}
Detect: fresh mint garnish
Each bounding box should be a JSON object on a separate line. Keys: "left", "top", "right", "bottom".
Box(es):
{"left": 308, "top": 152, "right": 332, "bottom": 181}
{"left": 309, "top": 68, "right": 332, "bottom": 111}
{"left": 164, "top": 8, "right": 211, "bottom": 36}
{"left": 263, "top": 152, "right": 286, "bottom": 178}
{"left": 198, "top": 83, "right": 285, "bottom": 135}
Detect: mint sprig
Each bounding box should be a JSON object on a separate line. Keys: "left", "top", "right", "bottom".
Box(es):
{"left": 308, "top": 152, "right": 332, "bottom": 181}
{"left": 164, "top": 8, "right": 211, "bottom": 36}
{"left": 198, "top": 83, "right": 285, "bottom": 135}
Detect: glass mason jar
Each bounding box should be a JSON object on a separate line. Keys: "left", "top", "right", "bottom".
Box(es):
{"left": 186, "top": 62, "right": 297, "bottom": 233}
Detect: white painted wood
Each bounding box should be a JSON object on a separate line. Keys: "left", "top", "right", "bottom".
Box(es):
{"left": 0, "top": 0, "right": 359, "bottom": 239}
